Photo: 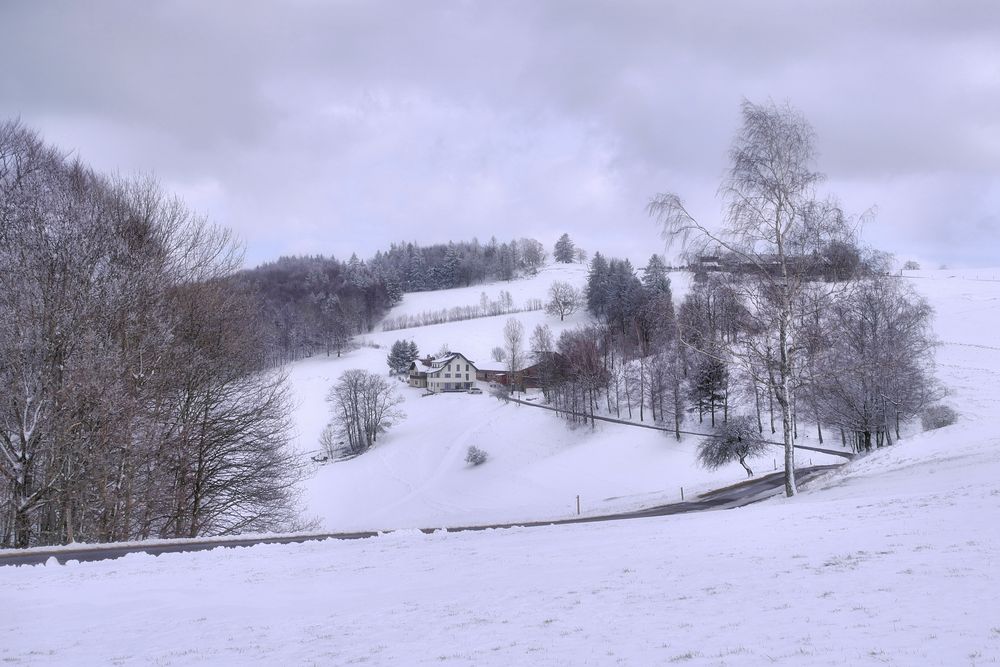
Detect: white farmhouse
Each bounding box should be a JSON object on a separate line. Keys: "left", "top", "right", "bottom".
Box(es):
{"left": 408, "top": 352, "right": 478, "bottom": 392}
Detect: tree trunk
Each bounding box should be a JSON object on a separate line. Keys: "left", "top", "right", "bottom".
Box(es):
{"left": 768, "top": 383, "right": 776, "bottom": 433}
{"left": 754, "top": 383, "right": 763, "bottom": 433}
{"left": 778, "top": 315, "right": 796, "bottom": 497}
{"left": 638, "top": 359, "right": 645, "bottom": 422}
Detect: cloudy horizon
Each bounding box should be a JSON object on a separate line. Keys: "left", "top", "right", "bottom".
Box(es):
{"left": 2, "top": 1, "right": 998, "bottom": 268}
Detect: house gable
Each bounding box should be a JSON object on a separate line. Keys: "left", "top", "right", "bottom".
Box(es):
{"left": 423, "top": 352, "right": 478, "bottom": 391}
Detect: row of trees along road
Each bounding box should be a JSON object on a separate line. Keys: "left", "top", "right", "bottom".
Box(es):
{"left": 648, "top": 99, "right": 937, "bottom": 496}
{"left": 0, "top": 120, "right": 303, "bottom": 548}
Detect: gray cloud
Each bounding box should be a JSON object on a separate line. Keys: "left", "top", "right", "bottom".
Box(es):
{"left": 2, "top": 0, "right": 997, "bottom": 267}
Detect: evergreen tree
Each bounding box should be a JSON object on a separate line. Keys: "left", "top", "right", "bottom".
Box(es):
{"left": 642, "top": 254, "right": 671, "bottom": 293}
{"left": 553, "top": 233, "right": 576, "bottom": 263}
{"left": 605, "top": 259, "right": 643, "bottom": 335}
{"left": 585, "top": 252, "right": 610, "bottom": 317}
{"left": 404, "top": 251, "right": 428, "bottom": 292}
{"left": 640, "top": 254, "right": 675, "bottom": 346}
{"left": 440, "top": 243, "right": 461, "bottom": 288}
{"left": 387, "top": 339, "right": 419, "bottom": 375}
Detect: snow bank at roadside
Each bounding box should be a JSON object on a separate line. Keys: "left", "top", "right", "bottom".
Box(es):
{"left": 2, "top": 269, "right": 998, "bottom": 665}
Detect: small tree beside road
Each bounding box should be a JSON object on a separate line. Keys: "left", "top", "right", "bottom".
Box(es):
{"left": 698, "top": 416, "right": 771, "bottom": 478}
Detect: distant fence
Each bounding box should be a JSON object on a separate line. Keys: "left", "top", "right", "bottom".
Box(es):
{"left": 381, "top": 296, "right": 544, "bottom": 332}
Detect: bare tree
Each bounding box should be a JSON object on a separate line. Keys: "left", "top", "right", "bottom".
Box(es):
{"left": 0, "top": 121, "right": 305, "bottom": 547}
{"left": 517, "top": 238, "right": 547, "bottom": 275}
{"left": 545, "top": 281, "right": 581, "bottom": 321}
{"left": 649, "top": 100, "right": 860, "bottom": 496}
{"left": 529, "top": 324, "right": 557, "bottom": 399}
{"left": 550, "top": 326, "right": 608, "bottom": 427}
{"left": 813, "top": 276, "right": 937, "bottom": 451}
{"left": 503, "top": 318, "right": 525, "bottom": 393}
{"left": 327, "top": 369, "right": 405, "bottom": 455}
{"left": 530, "top": 323, "right": 554, "bottom": 355}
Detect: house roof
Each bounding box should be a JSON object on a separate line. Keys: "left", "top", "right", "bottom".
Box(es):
{"left": 426, "top": 352, "right": 476, "bottom": 367}
{"left": 423, "top": 352, "right": 477, "bottom": 377}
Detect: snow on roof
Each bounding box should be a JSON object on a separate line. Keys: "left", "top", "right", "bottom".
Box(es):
{"left": 425, "top": 352, "right": 477, "bottom": 375}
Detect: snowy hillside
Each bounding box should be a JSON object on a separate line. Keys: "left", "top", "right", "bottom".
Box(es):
{"left": 3, "top": 270, "right": 999, "bottom": 665}
{"left": 284, "top": 263, "right": 821, "bottom": 531}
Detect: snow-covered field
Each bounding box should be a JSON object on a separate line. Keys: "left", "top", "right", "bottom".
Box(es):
{"left": 3, "top": 269, "right": 999, "bottom": 665}
{"left": 289, "top": 263, "right": 840, "bottom": 530}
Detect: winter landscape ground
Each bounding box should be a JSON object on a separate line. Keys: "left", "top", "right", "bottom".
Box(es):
{"left": 2, "top": 268, "right": 999, "bottom": 665}
{"left": 293, "top": 263, "right": 844, "bottom": 531}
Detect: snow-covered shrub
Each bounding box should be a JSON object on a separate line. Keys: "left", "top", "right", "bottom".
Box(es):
{"left": 465, "top": 446, "right": 489, "bottom": 466}
{"left": 698, "top": 416, "right": 770, "bottom": 478}
{"left": 921, "top": 404, "right": 957, "bottom": 431}
{"left": 489, "top": 384, "right": 510, "bottom": 403}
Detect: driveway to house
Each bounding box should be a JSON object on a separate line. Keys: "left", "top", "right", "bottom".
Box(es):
{"left": 0, "top": 464, "right": 840, "bottom": 567}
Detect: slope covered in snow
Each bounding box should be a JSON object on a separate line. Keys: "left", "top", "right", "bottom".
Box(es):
{"left": 3, "top": 269, "right": 997, "bottom": 666}
{"left": 288, "top": 263, "right": 837, "bottom": 531}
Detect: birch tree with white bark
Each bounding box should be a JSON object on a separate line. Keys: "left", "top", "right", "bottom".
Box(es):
{"left": 649, "top": 100, "right": 860, "bottom": 496}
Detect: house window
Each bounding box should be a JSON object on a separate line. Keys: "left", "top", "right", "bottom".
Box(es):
{"left": 444, "top": 373, "right": 450, "bottom": 378}
{"left": 465, "top": 374, "right": 469, "bottom": 380}
{"left": 465, "top": 364, "right": 469, "bottom": 371}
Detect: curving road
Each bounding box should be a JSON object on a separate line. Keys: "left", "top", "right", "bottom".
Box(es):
{"left": 505, "top": 396, "right": 855, "bottom": 459}
{"left": 0, "top": 464, "right": 840, "bottom": 567}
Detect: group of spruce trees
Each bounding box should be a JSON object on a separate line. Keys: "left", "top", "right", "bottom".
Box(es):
{"left": 534, "top": 248, "right": 936, "bottom": 457}
{"left": 531, "top": 254, "right": 682, "bottom": 430}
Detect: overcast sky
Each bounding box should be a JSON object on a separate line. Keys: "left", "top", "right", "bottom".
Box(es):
{"left": 2, "top": 1, "right": 998, "bottom": 268}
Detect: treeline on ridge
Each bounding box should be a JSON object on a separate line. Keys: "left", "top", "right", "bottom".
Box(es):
{"left": 239, "top": 237, "right": 555, "bottom": 365}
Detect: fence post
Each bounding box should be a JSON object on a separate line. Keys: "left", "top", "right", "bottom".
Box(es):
{"left": 576, "top": 495, "right": 580, "bottom": 515}
{"left": 680, "top": 487, "right": 684, "bottom": 501}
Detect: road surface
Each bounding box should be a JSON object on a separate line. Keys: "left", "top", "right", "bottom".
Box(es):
{"left": 505, "top": 396, "right": 854, "bottom": 459}
{"left": 0, "top": 464, "right": 840, "bottom": 567}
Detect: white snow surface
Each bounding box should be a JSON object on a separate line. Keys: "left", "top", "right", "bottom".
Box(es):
{"left": 292, "top": 263, "right": 839, "bottom": 531}
{"left": 3, "top": 269, "right": 999, "bottom": 665}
